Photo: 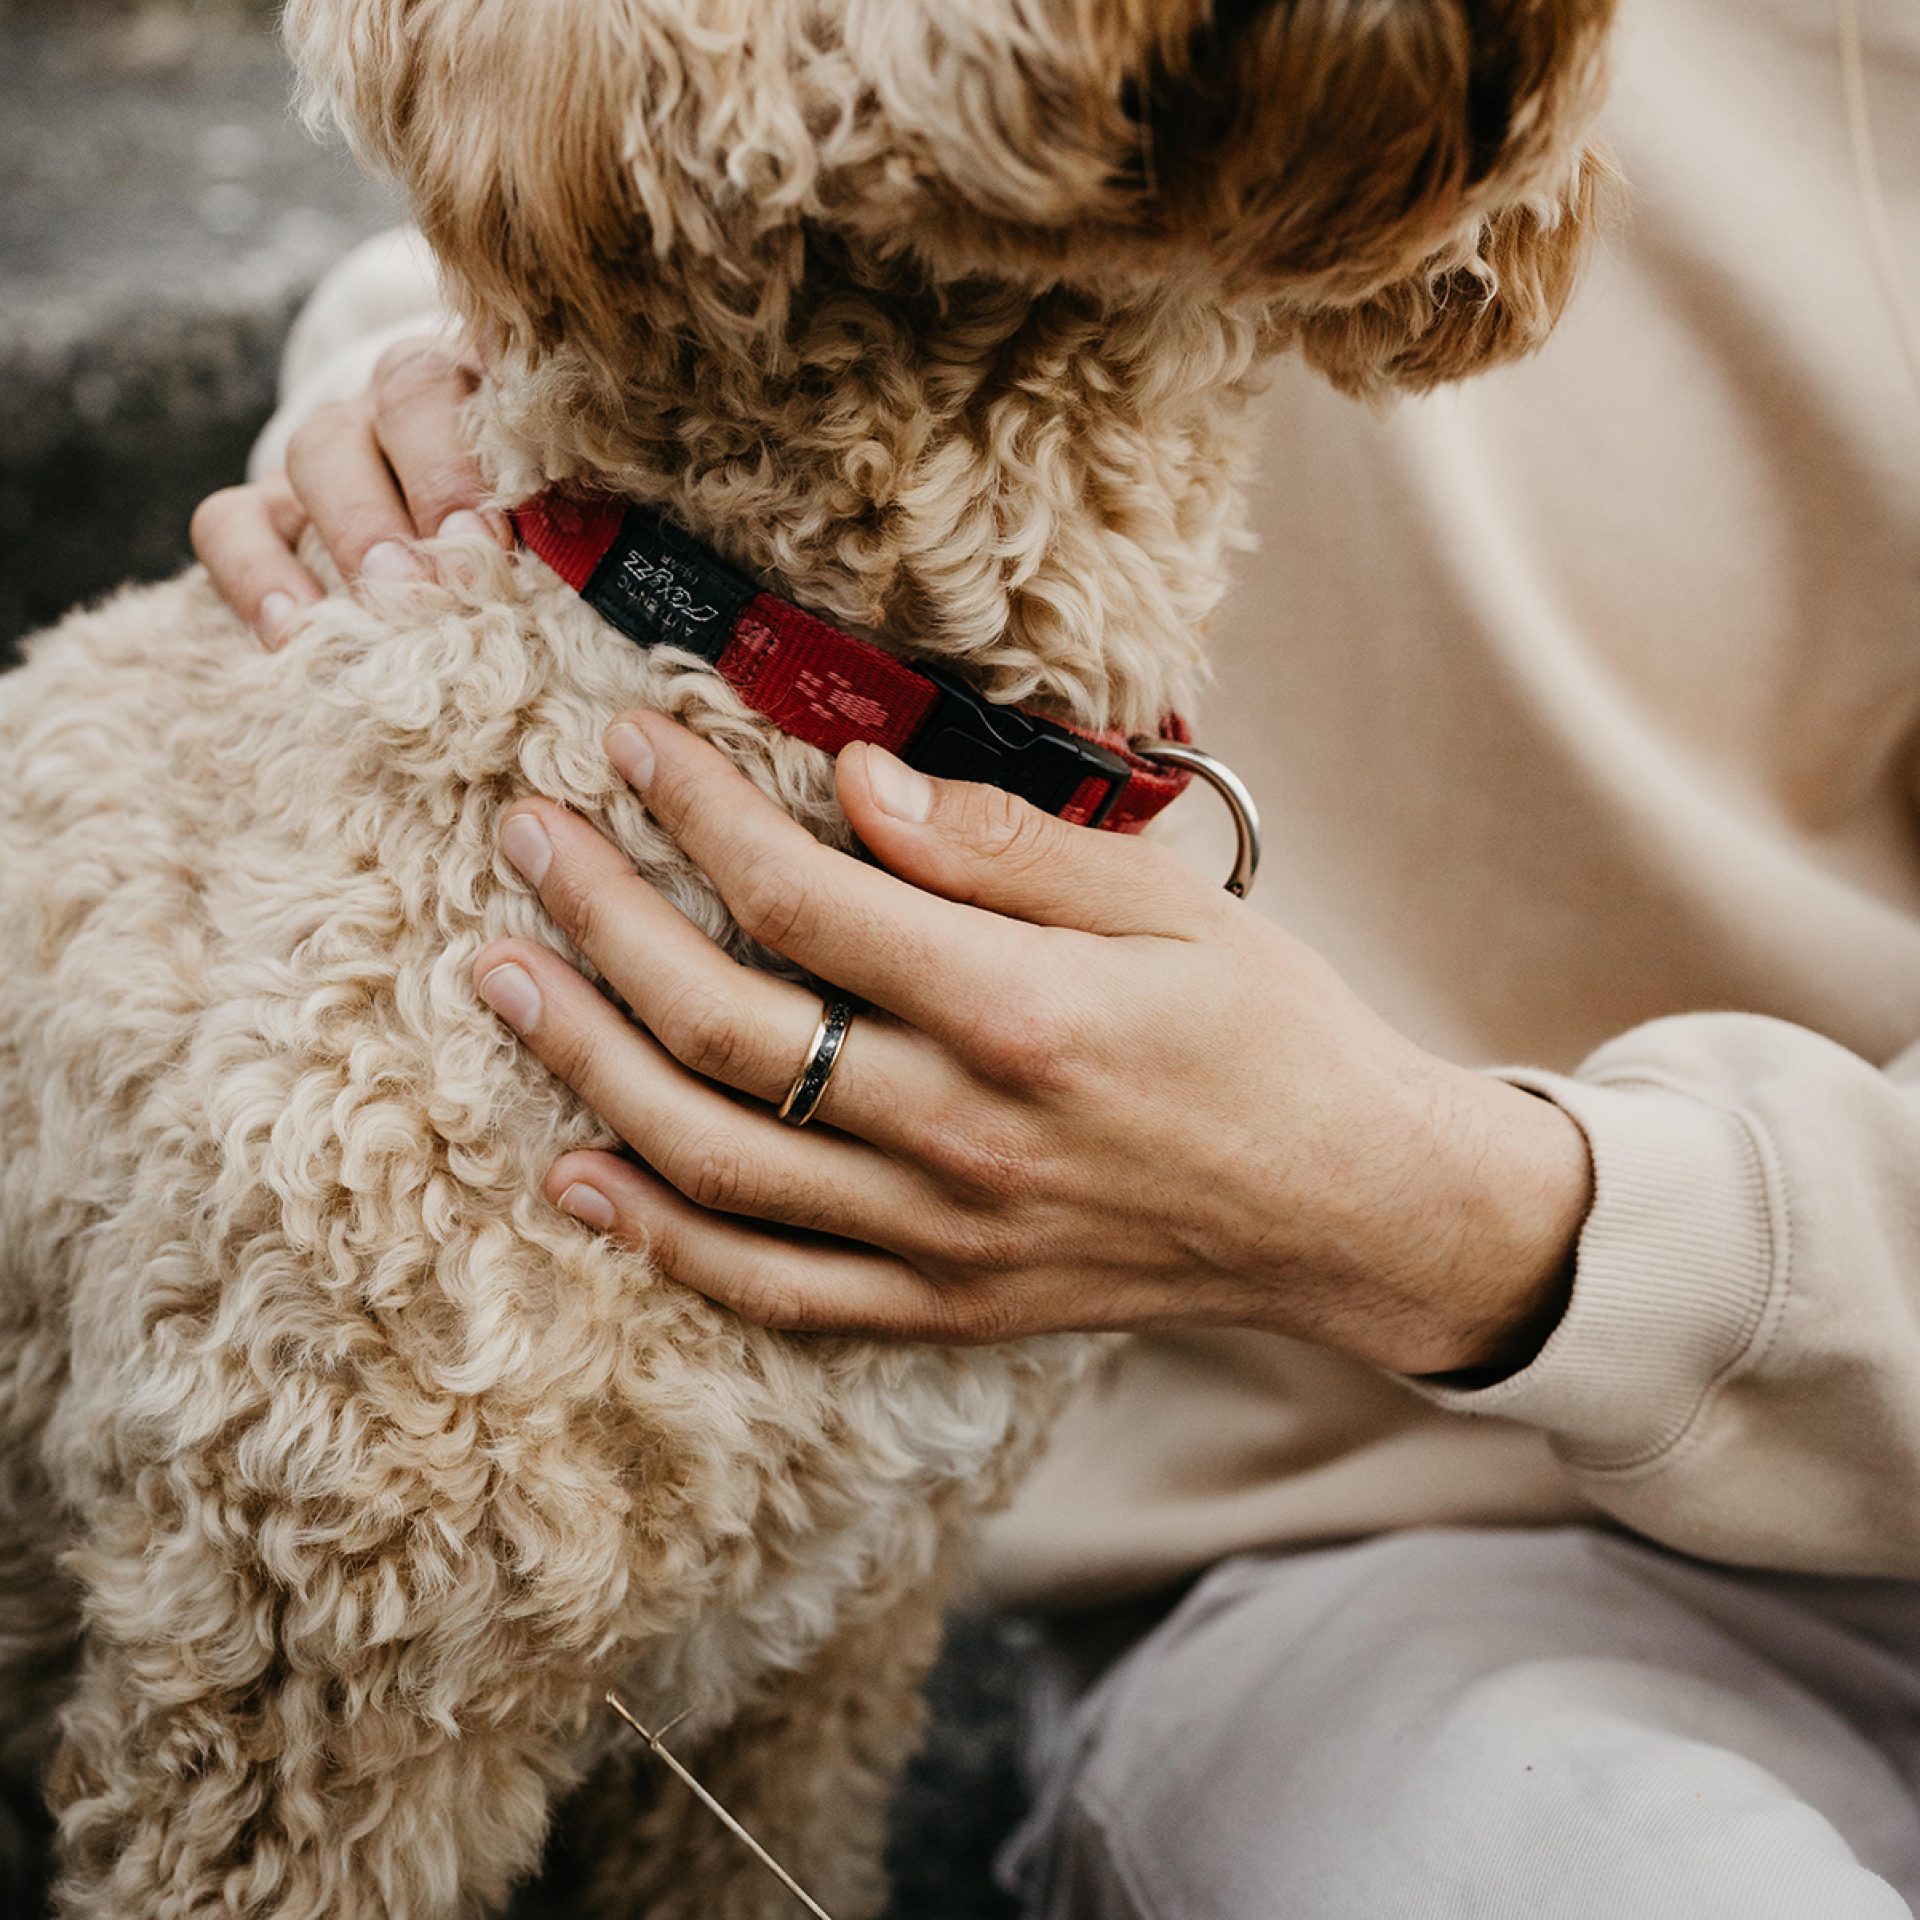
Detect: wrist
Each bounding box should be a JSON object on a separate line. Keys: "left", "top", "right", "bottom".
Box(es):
{"left": 1407, "top": 1072, "right": 1594, "bottom": 1377}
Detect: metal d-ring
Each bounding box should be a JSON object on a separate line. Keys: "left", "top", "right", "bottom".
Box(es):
{"left": 1137, "top": 741, "right": 1263, "bottom": 900}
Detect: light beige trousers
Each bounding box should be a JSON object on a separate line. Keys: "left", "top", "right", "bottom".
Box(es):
{"left": 1000, "top": 1528, "right": 1920, "bottom": 1919}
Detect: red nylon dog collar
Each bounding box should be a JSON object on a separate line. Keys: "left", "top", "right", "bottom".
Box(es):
{"left": 513, "top": 494, "right": 1194, "bottom": 833}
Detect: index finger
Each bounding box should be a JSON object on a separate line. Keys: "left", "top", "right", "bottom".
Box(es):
{"left": 189, "top": 478, "right": 321, "bottom": 649}
{"left": 606, "top": 710, "right": 1018, "bottom": 1037}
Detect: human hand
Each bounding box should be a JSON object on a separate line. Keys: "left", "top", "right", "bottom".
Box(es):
{"left": 471, "top": 714, "right": 1593, "bottom": 1376}
{"left": 190, "top": 337, "right": 511, "bottom": 649}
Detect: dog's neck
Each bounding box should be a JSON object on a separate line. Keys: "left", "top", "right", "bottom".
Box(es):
{"left": 476, "top": 258, "right": 1273, "bottom": 736}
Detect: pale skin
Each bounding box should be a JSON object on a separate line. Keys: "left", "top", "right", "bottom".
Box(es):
{"left": 194, "top": 339, "right": 1594, "bottom": 1377}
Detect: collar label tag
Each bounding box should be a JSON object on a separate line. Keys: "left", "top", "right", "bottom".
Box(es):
{"left": 581, "top": 505, "right": 758, "bottom": 663}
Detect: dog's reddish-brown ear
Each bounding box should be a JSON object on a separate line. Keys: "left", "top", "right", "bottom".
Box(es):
{"left": 1290, "top": 148, "right": 1621, "bottom": 398}
{"left": 1116, "top": 0, "right": 1619, "bottom": 389}
{"left": 1137, "top": 0, "right": 1615, "bottom": 275}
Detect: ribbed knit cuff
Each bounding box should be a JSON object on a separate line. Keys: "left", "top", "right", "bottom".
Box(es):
{"left": 1411, "top": 1072, "right": 1784, "bottom": 1474}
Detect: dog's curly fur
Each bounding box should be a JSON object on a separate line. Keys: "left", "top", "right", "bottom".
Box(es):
{"left": 0, "top": 3, "right": 1614, "bottom": 1913}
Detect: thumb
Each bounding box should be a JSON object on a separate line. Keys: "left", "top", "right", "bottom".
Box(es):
{"left": 837, "top": 742, "right": 1205, "bottom": 933}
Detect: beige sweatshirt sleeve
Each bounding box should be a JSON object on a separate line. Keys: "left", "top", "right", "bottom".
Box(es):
{"left": 1414, "top": 1024, "right": 1920, "bottom": 1576}
{"left": 247, "top": 228, "right": 454, "bottom": 480}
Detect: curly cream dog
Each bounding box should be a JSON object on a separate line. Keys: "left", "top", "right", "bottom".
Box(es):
{"left": 0, "top": 3, "right": 1614, "bottom": 1913}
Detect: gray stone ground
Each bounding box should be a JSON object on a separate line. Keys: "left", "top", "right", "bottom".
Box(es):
{"left": 0, "top": 9, "right": 1032, "bottom": 1913}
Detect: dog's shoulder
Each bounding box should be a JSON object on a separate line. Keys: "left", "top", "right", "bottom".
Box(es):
{"left": 1, "top": 564, "right": 1073, "bottom": 1705}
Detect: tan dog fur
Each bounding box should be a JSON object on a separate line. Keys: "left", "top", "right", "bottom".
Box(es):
{"left": 0, "top": 3, "right": 1613, "bottom": 1912}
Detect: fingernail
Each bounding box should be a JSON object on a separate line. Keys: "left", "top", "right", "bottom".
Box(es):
{"left": 436, "top": 509, "right": 493, "bottom": 544}
{"left": 556, "top": 1182, "right": 616, "bottom": 1231}
{"left": 360, "top": 539, "right": 429, "bottom": 583}
{"left": 499, "top": 811, "right": 553, "bottom": 886}
{"left": 607, "top": 721, "right": 656, "bottom": 790}
{"left": 259, "top": 591, "right": 299, "bottom": 648}
{"left": 476, "top": 961, "right": 541, "bottom": 1033}
{"left": 864, "top": 746, "right": 933, "bottom": 823}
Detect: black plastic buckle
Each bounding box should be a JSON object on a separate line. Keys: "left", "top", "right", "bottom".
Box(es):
{"left": 902, "top": 667, "right": 1132, "bottom": 827}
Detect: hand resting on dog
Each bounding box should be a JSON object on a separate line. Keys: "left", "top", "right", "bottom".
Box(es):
{"left": 479, "top": 712, "right": 1595, "bottom": 1378}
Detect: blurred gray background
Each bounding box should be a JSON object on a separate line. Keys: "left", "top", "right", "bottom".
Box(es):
{"left": 0, "top": 3, "right": 1036, "bottom": 1912}
{"left": 0, "top": 0, "right": 395, "bottom": 662}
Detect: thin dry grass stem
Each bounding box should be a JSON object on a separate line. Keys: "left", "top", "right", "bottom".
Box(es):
{"left": 603, "top": 1691, "right": 839, "bottom": 1920}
